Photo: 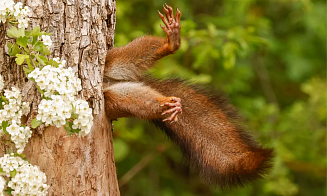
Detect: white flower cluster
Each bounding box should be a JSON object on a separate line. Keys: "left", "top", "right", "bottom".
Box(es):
{"left": 41, "top": 35, "right": 52, "bottom": 49}
{"left": 0, "top": 154, "right": 48, "bottom": 196}
{"left": 6, "top": 121, "right": 32, "bottom": 154}
{"left": 0, "top": 87, "right": 31, "bottom": 153}
{"left": 0, "top": 74, "right": 4, "bottom": 91}
{"left": 13, "top": 2, "right": 29, "bottom": 28}
{"left": 0, "top": 0, "right": 14, "bottom": 23}
{"left": 29, "top": 58, "right": 93, "bottom": 134}
{"left": 0, "top": 1, "right": 30, "bottom": 28}
{"left": 28, "top": 63, "right": 82, "bottom": 98}
{"left": 36, "top": 95, "right": 72, "bottom": 128}
{"left": 0, "top": 87, "right": 30, "bottom": 125}
{"left": 73, "top": 100, "right": 93, "bottom": 136}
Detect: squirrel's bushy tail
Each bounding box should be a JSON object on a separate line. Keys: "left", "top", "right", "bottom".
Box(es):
{"left": 144, "top": 78, "right": 273, "bottom": 187}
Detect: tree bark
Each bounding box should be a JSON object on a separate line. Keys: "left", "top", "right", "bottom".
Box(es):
{"left": 0, "top": 0, "right": 119, "bottom": 195}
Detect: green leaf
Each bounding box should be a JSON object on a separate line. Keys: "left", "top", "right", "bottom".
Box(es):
{"left": 14, "top": 152, "right": 26, "bottom": 159}
{"left": 27, "top": 26, "right": 51, "bottom": 38}
{"left": 23, "top": 67, "right": 32, "bottom": 76}
{"left": 1, "top": 96, "right": 8, "bottom": 104}
{"left": 15, "top": 54, "right": 29, "bottom": 65}
{"left": 10, "top": 169, "right": 17, "bottom": 178}
{"left": 26, "top": 58, "right": 34, "bottom": 70}
{"left": 4, "top": 187, "right": 14, "bottom": 195}
{"left": 2, "top": 121, "right": 8, "bottom": 135}
{"left": 64, "top": 121, "right": 81, "bottom": 135}
{"left": 31, "top": 118, "right": 42, "bottom": 129}
{"left": 27, "top": 26, "right": 41, "bottom": 36}
{"left": 0, "top": 167, "right": 5, "bottom": 176}
{"left": 71, "top": 113, "right": 79, "bottom": 119}
{"left": 27, "top": 35, "right": 38, "bottom": 45}
{"left": 39, "top": 55, "right": 48, "bottom": 64}
{"left": 17, "top": 36, "right": 28, "bottom": 48}
{"left": 48, "top": 59, "right": 60, "bottom": 67}
{"left": 24, "top": 47, "right": 31, "bottom": 54}
{"left": 222, "top": 42, "right": 237, "bottom": 57}
{"left": 7, "top": 43, "right": 22, "bottom": 57}
{"left": 7, "top": 27, "right": 25, "bottom": 38}
{"left": 192, "top": 45, "right": 210, "bottom": 69}
{"left": 72, "top": 128, "right": 81, "bottom": 134}
{"left": 71, "top": 104, "right": 77, "bottom": 118}
{"left": 36, "top": 55, "right": 48, "bottom": 65}
{"left": 7, "top": 42, "right": 13, "bottom": 49}
{"left": 34, "top": 41, "right": 43, "bottom": 52}
{"left": 223, "top": 53, "right": 236, "bottom": 69}
{"left": 41, "top": 46, "right": 51, "bottom": 55}
{"left": 64, "top": 122, "right": 73, "bottom": 136}
{"left": 35, "top": 84, "right": 44, "bottom": 94}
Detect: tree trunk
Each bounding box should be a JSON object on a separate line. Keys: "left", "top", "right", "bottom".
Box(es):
{"left": 0, "top": 0, "right": 120, "bottom": 195}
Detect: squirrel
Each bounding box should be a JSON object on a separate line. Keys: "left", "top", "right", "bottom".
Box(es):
{"left": 103, "top": 4, "right": 273, "bottom": 188}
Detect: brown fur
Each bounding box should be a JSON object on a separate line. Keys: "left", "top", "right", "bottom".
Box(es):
{"left": 144, "top": 78, "right": 273, "bottom": 187}
{"left": 103, "top": 6, "right": 273, "bottom": 188}
{"left": 104, "top": 36, "right": 171, "bottom": 82}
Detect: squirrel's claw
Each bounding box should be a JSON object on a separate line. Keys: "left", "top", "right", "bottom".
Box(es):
{"left": 161, "top": 97, "right": 182, "bottom": 122}
{"left": 158, "top": 10, "right": 169, "bottom": 28}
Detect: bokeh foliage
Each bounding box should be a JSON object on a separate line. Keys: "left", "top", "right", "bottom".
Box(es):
{"left": 112, "top": 0, "right": 326, "bottom": 195}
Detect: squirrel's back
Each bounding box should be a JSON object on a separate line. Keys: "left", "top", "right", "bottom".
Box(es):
{"left": 143, "top": 78, "right": 273, "bottom": 187}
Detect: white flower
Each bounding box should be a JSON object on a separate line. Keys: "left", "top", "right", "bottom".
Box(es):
{"left": 37, "top": 96, "right": 72, "bottom": 128}
{"left": 28, "top": 63, "right": 82, "bottom": 100}
{"left": 0, "top": 87, "right": 32, "bottom": 152}
{"left": 6, "top": 122, "right": 32, "bottom": 153}
{"left": 13, "top": 2, "right": 23, "bottom": 15}
{"left": 3, "top": 1, "right": 30, "bottom": 28}
{"left": 73, "top": 99, "right": 93, "bottom": 136}
{"left": 0, "top": 87, "right": 29, "bottom": 124}
{"left": 7, "top": 122, "right": 20, "bottom": 136}
{"left": 53, "top": 57, "right": 60, "bottom": 63}
{"left": 17, "top": 17, "right": 28, "bottom": 28}
{"left": 28, "top": 68, "right": 40, "bottom": 78}
{"left": 0, "top": 176, "right": 5, "bottom": 192}
{"left": 61, "top": 60, "right": 67, "bottom": 67}
{"left": 41, "top": 35, "right": 52, "bottom": 48}
{"left": 27, "top": 59, "right": 93, "bottom": 136}
{"left": 0, "top": 154, "right": 48, "bottom": 195}
{"left": 0, "top": 154, "right": 26, "bottom": 177}
{"left": 0, "top": 0, "right": 14, "bottom": 23}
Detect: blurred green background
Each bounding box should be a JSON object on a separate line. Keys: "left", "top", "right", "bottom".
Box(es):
{"left": 111, "top": 0, "right": 326, "bottom": 195}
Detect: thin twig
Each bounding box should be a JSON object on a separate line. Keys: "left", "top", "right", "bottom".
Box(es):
{"left": 118, "top": 145, "right": 168, "bottom": 187}
{"left": 253, "top": 52, "right": 280, "bottom": 111}
{"left": 118, "top": 153, "right": 157, "bottom": 187}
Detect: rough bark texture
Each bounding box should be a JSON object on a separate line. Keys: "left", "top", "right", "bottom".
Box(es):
{"left": 0, "top": 0, "right": 119, "bottom": 195}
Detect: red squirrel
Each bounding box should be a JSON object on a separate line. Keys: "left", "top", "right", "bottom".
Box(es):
{"left": 103, "top": 4, "right": 273, "bottom": 187}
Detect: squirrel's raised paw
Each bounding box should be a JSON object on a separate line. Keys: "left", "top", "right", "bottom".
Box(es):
{"left": 158, "top": 4, "right": 181, "bottom": 52}
{"left": 161, "top": 97, "right": 182, "bottom": 123}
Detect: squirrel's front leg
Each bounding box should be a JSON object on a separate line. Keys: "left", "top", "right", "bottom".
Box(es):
{"left": 104, "top": 5, "right": 181, "bottom": 82}
{"left": 104, "top": 82, "right": 182, "bottom": 122}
